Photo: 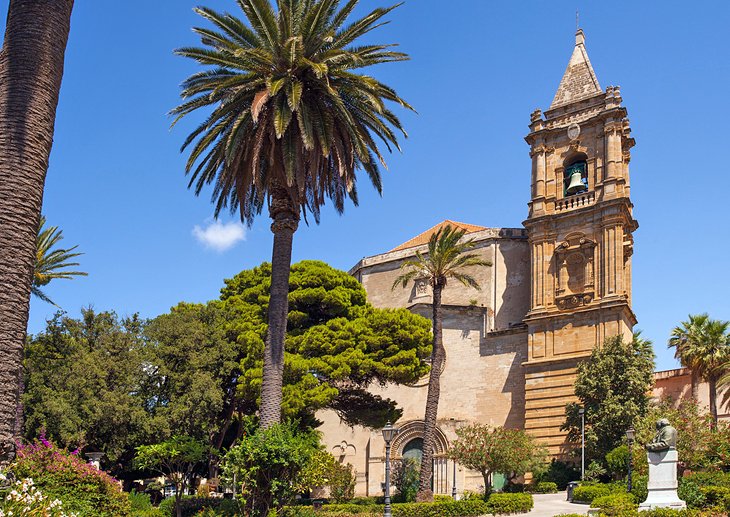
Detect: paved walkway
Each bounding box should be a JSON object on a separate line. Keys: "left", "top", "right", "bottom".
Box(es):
{"left": 523, "top": 492, "right": 589, "bottom": 517}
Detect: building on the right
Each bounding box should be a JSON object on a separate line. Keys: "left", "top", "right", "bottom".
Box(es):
{"left": 653, "top": 368, "right": 730, "bottom": 422}
{"left": 522, "top": 29, "right": 639, "bottom": 456}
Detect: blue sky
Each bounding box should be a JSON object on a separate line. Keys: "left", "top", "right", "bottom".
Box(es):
{"left": 3, "top": 1, "right": 728, "bottom": 371}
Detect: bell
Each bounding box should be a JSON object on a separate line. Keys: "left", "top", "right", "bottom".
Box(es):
{"left": 566, "top": 170, "right": 586, "bottom": 194}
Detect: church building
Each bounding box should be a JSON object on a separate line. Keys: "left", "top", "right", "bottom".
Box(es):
{"left": 319, "top": 29, "right": 639, "bottom": 496}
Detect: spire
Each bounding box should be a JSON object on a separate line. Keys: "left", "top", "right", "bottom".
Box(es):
{"left": 549, "top": 29, "right": 602, "bottom": 109}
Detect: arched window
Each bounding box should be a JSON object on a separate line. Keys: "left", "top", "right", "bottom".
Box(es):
{"left": 564, "top": 155, "right": 588, "bottom": 196}
{"left": 402, "top": 438, "right": 424, "bottom": 463}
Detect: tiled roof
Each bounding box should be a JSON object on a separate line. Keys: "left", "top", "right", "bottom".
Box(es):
{"left": 550, "top": 29, "right": 602, "bottom": 110}
{"left": 390, "top": 220, "right": 487, "bottom": 252}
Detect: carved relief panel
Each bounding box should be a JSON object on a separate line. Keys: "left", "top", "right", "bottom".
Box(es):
{"left": 554, "top": 235, "right": 595, "bottom": 310}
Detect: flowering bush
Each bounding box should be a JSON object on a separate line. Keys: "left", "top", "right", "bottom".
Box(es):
{"left": 10, "top": 438, "right": 130, "bottom": 516}
{"left": 0, "top": 473, "right": 75, "bottom": 517}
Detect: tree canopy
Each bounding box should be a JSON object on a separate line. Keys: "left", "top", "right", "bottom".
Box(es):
{"left": 563, "top": 333, "right": 656, "bottom": 462}
{"left": 23, "top": 260, "right": 432, "bottom": 480}
{"left": 448, "top": 423, "right": 547, "bottom": 494}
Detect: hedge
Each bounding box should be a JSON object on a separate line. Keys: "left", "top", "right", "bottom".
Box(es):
{"left": 527, "top": 481, "right": 558, "bottom": 494}
{"left": 591, "top": 493, "right": 637, "bottom": 515}
{"left": 157, "top": 496, "right": 239, "bottom": 516}
{"left": 281, "top": 494, "right": 533, "bottom": 517}
{"left": 571, "top": 484, "right": 612, "bottom": 503}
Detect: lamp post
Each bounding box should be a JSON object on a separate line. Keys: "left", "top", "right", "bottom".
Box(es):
{"left": 626, "top": 427, "right": 635, "bottom": 492}
{"left": 382, "top": 422, "right": 399, "bottom": 517}
{"left": 452, "top": 459, "right": 457, "bottom": 499}
{"left": 578, "top": 407, "right": 585, "bottom": 481}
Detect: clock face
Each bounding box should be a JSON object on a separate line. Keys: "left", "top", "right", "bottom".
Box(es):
{"left": 568, "top": 123, "right": 581, "bottom": 141}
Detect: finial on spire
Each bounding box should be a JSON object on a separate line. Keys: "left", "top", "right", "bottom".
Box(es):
{"left": 576, "top": 9, "right": 579, "bottom": 31}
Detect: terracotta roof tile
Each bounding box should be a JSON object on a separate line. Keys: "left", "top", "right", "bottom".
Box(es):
{"left": 390, "top": 220, "right": 487, "bottom": 252}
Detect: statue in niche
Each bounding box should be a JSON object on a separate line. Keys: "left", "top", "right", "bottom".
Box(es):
{"left": 566, "top": 252, "right": 586, "bottom": 294}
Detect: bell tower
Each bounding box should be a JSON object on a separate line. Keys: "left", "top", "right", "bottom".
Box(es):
{"left": 523, "top": 30, "right": 638, "bottom": 455}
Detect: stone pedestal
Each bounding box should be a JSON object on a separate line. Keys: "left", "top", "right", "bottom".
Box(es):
{"left": 639, "top": 449, "right": 686, "bottom": 511}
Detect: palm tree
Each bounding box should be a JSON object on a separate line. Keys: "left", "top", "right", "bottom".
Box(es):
{"left": 669, "top": 314, "right": 730, "bottom": 427}
{"left": 32, "top": 216, "right": 88, "bottom": 306}
{"left": 0, "top": 0, "right": 75, "bottom": 459}
{"left": 172, "top": 0, "right": 412, "bottom": 428}
{"left": 669, "top": 314, "right": 706, "bottom": 400}
{"left": 392, "top": 225, "right": 491, "bottom": 501}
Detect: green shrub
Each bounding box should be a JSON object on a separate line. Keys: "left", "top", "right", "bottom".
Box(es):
{"left": 11, "top": 438, "right": 131, "bottom": 516}
{"left": 504, "top": 482, "right": 525, "bottom": 493}
{"left": 282, "top": 499, "right": 517, "bottom": 517}
{"left": 699, "top": 486, "right": 730, "bottom": 508}
{"left": 571, "top": 484, "right": 611, "bottom": 503}
{"left": 392, "top": 458, "right": 420, "bottom": 503}
{"left": 678, "top": 480, "right": 706, "bottom": 509}
{"left": 158, "top": 496, "right": 239, "bottom": 517}
{"left": 349, "top": 497, "right": 381, "bottom": 505}
{"left": 591, "top": 493, "right": 637, "bottom": 515}
{"left": 527, "top": 481, "right": 557, "bottom": 494}
{"left": 129, "top": 490, "right": 154, "bottom": 511}
{"left": 535, "top": 459, "right": 580, "bottom": 490}
{"left": 485, "top": 493, "right": 533, "bottom": 514}
{"left": 629, "top": 474, "right": 648, "bottom": 503}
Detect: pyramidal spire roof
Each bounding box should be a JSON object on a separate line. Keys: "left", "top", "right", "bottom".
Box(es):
{"left": 549, "top": 29, "right": 602, "bottom": 109}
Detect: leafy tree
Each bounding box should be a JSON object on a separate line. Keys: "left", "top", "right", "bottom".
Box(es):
{"left": 669, "top": 314, "right": 730, "bottom": 426}
{"left": 219, "top": 260, "right": 432, "bottom": 428}
{"left": 222, "top": 424, "right": 317, "bottom": 517}
{"left": 23, "top": 309, "right": 153, "bottom": 480}
{"left": 448, "top": 424, "right": 547, "bottom": 496}
{"left": 32, "top": 216, "right": 87, "bottom": 306}
{"left": 0, "top": 0, "right": 75, "bottom": 462}
{"left": 142, "top": 301, "right": 251, "bottom": 458}
{"left": 563, "top": 333, "right": 655, "bottom": 463}
{"left": 392, "top": 225, "right": 491, "bottom": 501}
{"left": 135, "top": 436, "right": 208, "bottom": 517}
{"left": 172, "top": 0, "right": 413, "bottom": 429}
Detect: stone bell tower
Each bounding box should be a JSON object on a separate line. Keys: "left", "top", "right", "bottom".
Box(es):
{"left": 522, "top": 29, "right": 639, "bottom": 455}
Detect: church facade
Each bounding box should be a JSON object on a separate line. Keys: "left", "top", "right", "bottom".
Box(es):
{"left": 319, "top": 29, "right": 639, "bottom": 496}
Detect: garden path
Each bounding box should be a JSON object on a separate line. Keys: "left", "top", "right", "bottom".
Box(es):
{"left": 517, "top": 491, "right": 589, "bottom": 517}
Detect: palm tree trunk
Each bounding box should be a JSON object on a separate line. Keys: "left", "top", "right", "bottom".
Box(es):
{"left": 0, "top": 0, "right": 74, "bottom": 462}
{"left": 416, "top": 283, "right": 445, "bottom": 502}
{"left": 259, "top": 187, "right": 299, "bottom": 428}
{"left": 709, "top": 376, "right": 718, "bottom": 429}
{"left": 690, "top": 370, "right": 699, "bottom": 401}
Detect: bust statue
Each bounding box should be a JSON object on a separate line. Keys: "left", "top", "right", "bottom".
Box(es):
{"left": 646, "top": 418, "right": 678, "bottom": 452}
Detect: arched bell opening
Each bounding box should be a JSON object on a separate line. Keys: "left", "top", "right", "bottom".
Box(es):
{"left": 563, "top": 153, "right": 589, "bottom": 196}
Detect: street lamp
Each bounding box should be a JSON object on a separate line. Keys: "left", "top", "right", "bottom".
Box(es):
{"left": 452, "top": 459, "right": 457, "bottom": 499}
{"left": 626, "top": 427, "right": 635, "bottom": 492}
{"left": 578, "top": 407, "right": 585, "bottom": 481}
{"left": 382, "top": 422, "right": 399, "bottom": 517}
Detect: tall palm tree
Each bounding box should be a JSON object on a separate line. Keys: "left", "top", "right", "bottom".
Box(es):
{"left": 0, "top": 0, "right": 75, "bottom": 460}
{"left": 32, "top": 216, "right": 88, "bottom": 306}
{"left": 172, "top": 0, "right": 412, "bottom": 428}
{"left": 392, "top": 225, "right": 491, "bottom": 501}
{"left": 669, "top": 314, "right": 730, "bottom": 427}
{"left": 669, "top": 314, "right": 706, "bottom": 400}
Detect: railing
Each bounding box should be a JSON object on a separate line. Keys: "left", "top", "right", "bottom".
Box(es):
{"left": 556, "top": 191, "right": 595, "bottom": 212}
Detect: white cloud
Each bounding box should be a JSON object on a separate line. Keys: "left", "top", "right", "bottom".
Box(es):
{"left": 192, "top": 220, "right": 246, "bottom": 252}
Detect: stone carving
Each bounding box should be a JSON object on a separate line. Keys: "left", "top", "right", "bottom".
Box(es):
{"left": 639, "top": 419, "right": 686, "bottom": 511}
{"left": 414, "top": 278, "right": 429, "bottom": 298}
{"left": 645, "top": 418, "right": 678, "bottom": 452}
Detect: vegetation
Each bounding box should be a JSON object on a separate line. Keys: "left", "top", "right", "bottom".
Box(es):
{"left": 0, "top": 0, "right": 75, "bottom": 463}
{"left": 173, "top": 0, "right": 413, "bottom": 430}
{"left": 32, "top": 216, "right": 87, "bottom": 306}
{"left": 11, "top": 437, "right": 131, "bottom": 516}
{"left": 669, "top": 314, "right": 730, "bottom": 425}
{"left": 134, "top": 436, "right": 208, "bottom": 517}
{"left": 448, "top": 423, "right": 546, "bottom": 495}
{"left": 221, "top": 423, "right": 319, "bottom": 517}
{"left": 392, "top": 457, "right": 420, "bottom": 502}
{"left": 563, "top": 333, "right": 655, "bottom": 462}
{"left": 392, "top": 225, "right": 491, "bottom": 500}
{"left": 22, "top": 261, "right": 431, "bottom": 483}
